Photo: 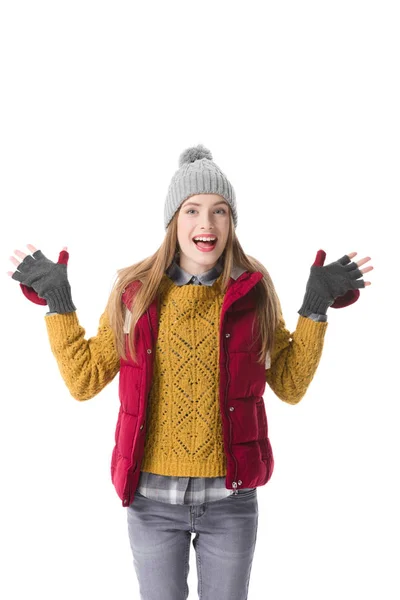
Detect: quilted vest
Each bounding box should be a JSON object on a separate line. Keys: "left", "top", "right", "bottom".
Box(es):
{"left": 111, "top": 268, "right": 274, "bottom": 507}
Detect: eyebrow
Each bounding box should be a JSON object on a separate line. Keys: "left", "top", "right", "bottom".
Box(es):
{"left": 183, "top": 200, "right": 227, "bottom": 207}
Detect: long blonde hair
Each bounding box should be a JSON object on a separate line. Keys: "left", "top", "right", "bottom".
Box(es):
{"left": 105, "top": 207, "right": 282, "bottom": 366}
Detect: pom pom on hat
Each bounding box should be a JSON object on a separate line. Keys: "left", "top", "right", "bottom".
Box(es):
{"left": 178, "top": 144, "right": 213, "bottom": 167}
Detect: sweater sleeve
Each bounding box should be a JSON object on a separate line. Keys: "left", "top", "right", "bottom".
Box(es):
{"left": 265, "top": 314, "right": 328, "bottom": 405}
{"left": 44, "top": 310, "right": 120, "bottom": 401}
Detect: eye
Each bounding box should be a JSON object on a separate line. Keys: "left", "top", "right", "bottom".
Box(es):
{"left": 185, "top": 209, "right": 226, "bottom": 214}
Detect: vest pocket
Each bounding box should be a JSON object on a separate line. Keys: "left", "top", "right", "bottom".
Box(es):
{"left": 256, "top": 399, "right": 269, "bottom": 460}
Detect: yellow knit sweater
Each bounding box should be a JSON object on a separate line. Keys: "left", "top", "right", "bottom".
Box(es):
{"left": 141, "top": 273, "right": 227, "bottom": 476}
{"left": 44, "top": 275, "right": 328, "bottom": 476}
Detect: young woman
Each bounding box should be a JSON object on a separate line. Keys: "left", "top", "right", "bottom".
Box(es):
{"left": 8, "top": 144, "right": 373, "bottom": 600}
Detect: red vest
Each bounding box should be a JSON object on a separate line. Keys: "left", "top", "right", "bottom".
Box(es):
{"left": 111, "top": 270, "right": 274, "bottom": 507}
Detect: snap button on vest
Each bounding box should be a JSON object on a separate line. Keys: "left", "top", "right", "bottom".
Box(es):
{"left": 225, "top": 333, "right": 230, "bottom": 338}
{"left": 229, "top": 406, "right": 234, "bottom": 411}
{"left": 147, "top": 348, "right": 152, "bottom": 353}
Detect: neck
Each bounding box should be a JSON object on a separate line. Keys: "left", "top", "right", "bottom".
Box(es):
{"left": 177, "top": 255, "right": 222, "bottom": 276}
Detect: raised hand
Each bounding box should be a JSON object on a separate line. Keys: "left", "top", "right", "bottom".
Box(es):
{"left": 298, "top": 250, "right": 373, "bottom": 317}
{"left": 7, "top": 244, "right": 76, "bottom": 312}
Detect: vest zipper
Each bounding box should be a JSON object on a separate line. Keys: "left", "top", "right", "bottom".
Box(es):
{"left": 224, "top": 330, "right": 239, "bottom": 494}
{"left": 125, "top": 311, "right": 153, "bottom": 507}
{"left": 147, "top": 309, "right": 153, "bottom": 340}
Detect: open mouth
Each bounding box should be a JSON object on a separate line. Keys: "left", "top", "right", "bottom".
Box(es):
{"left": 192, "top": 237, "right": 218, "bottom": 251}
{"left": 193, "top": 238, "right": 218, "bottom": 252}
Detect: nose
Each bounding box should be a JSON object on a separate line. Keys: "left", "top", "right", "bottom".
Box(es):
{"left": 199, "top": 211, "right": 215, "bottom": 229}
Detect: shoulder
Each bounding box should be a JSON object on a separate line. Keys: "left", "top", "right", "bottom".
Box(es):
{"left": 121, "top": 279, "right": 143, "bottom": 308}
{"left": 122, "top": 274, "right": 170, "bottom": 309}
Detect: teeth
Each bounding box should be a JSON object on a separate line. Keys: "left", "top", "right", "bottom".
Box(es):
{"left": 193, "top": 237, "right": 217, "bottom": 242}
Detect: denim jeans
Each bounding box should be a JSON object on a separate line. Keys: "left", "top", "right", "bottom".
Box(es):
{"left": 126, "top": 487, "right": 259, "bottom": 600}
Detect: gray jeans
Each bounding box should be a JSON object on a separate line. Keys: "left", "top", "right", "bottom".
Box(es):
{"left": 126, "top": 488, "right": 259, "bottom": 600}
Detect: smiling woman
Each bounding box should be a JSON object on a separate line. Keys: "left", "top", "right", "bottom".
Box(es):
{"left": 7, "top": 142, "right": 374, "bottom": 600}
{"left": 177, "top": 194, "right": 230, "bottom": 270}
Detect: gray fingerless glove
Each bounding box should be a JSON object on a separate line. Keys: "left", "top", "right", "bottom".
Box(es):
{"left": 11, "top": 249, "right": 76, "bottom": 313}
{"left": 298, "top": 253, "right": 365, "bottom": 317}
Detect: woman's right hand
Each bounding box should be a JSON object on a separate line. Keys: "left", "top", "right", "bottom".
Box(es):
{"left": 7, "top": 244, "right": 77, "bottom": 313}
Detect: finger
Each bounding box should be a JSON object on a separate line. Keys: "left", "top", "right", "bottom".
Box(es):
{"left": 11, "top": 269, "right": 23, "bottom": 282}
{"left": 360, "top": 266, "right": 374, "bottom": 274}
{"left": 14, "top": 249, "right": 27, "bottom": 260}
{"left": 30, "top": 249, "right": 45, "bottom": 260}
{"left": 312, "top": 249, "right": 326, "bottom": 266}
{"left": 27, "top": 244, "right": 38, "bottom": 254}
{"left": 9, "top": 256, "right": 20, "bottom": 267}
{"left": 338, "top": 254, "right": 352, "bottom": 265}
{"left": 351, "top": 279, "right": 366, "bottom": 289}
{"left": 355, "top": 256, "right": 372, "bottom": 267}
{"left": 58, "top": 248, "right": 69, "bottom": 265}
{"left": 6, "top": 271, "right": 14, "bottom": 277}
{"left": 347, "top": 252, "right": 357, "bottom": 259}
{"left": 349, "top": 267, "right": 364, "bottom": 280}
{"left": 345, "top": 260, "right": 361, "bottom": 272}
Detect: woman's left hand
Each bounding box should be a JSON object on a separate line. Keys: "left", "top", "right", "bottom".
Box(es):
{"left": 298, "top": 250, "right": 374, "bottom": 318}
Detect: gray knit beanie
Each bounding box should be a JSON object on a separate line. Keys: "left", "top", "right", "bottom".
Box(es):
{"left": 164, "top": 144, "right": 238, "bottom": 231}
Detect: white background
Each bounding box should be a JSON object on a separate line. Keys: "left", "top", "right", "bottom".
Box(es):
{"left": 1, "top": 1, "right": 398, "bottom": 599}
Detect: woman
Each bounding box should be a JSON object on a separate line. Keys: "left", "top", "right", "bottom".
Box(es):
{"left": 8, "top": 144, "right": 373, "bottom": 599}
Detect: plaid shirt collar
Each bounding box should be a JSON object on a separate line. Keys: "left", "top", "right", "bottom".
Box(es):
{"left": 166, "top": 256, "right": 224, "bottom": 286}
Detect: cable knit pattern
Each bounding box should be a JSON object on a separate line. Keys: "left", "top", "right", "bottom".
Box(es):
{"left": 45, "top": 310, "right": 120, "bottom": 401}
{"left": 141, "top": 272, "right": 227, "bottom": 477}
{"left": 266, "top": 314, "right": 328, "bottom": 404}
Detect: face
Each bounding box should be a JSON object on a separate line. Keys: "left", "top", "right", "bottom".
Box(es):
{"left": 176, "top": 193, "right": 230, "bottom": 275}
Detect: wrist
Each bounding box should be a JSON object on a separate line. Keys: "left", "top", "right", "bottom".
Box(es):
{"left": 298, "top": 288, "right": 333, "bottom": 317}
{"left": 43, "top": 285, "right": 77, "bottom": 313}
